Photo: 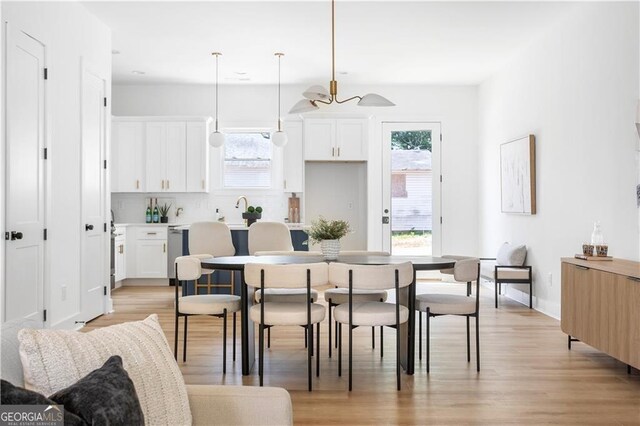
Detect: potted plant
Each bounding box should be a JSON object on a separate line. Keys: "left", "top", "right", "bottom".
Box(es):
{"left": 158, "top": 203, "right": 171, "bottom": 223}
{"left": 242, "top": 206, "right": 263, "bottom": 227}
{"left": 307, "top": 217, "right": 351, "bottom": 260}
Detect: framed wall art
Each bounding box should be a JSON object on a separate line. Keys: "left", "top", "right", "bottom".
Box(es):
{"left": 500, "top": 135, "right": 536, "bottom": 214}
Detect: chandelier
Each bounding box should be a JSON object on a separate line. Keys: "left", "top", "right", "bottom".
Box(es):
{"left": 289, "top": 0, "right": 395, "bottom": 113}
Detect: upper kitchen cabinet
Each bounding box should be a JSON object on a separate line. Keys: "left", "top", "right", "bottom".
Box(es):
{"left": 282, "top": 120, "right": 304, "bottom": 192}
{"left": 111, "top": 120, "right": 146, "bottom": 192}
{"left": 111, "top": 117, "right": 212, "bottom": 193}
{"left": 146, "top": 122, "right": 187, "bottom": 192}
{"left": 186, "top": 121, "right": 211, "bottom": 192}
{"left": 304, "top": 118, "right": 368, "bottom": 161}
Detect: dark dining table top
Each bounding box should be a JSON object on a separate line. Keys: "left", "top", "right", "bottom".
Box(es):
{"left": 200, "top": 254, "right": 455, "bottom": 271}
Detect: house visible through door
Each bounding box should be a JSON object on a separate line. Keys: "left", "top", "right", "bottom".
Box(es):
{"left": 4, "top": 25, "right": 46, "bottom": 325}
{"left": 382, "top": 122, "right": 441, "bottom": 256}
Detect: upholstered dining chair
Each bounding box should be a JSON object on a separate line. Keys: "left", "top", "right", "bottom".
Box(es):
{"left": 174, "top": 256, "right": 241, "bottom": 373}
{"left": 189, "top": 221, "right": 236, "bottom": 294}
{"left": 324, "top": 251, "right": 391, "bottom": 358}
{"left": 415, "top": 257, "right": 481, "bottom": 372}
{"left": 328, "top": 261, "right": 414, "bottom": 391}
{"left": 244, "top": 262, "right": 328, "bottom": 391}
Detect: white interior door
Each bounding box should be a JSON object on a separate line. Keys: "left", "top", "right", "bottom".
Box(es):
{"left": 4, "top": 26, "right": 46, "bottom": 325}
{"left": 382, "top": 122, "right": 441, "bottom": 257}
{"left": 80, "top": 63, "right": 106, "bottom": 322}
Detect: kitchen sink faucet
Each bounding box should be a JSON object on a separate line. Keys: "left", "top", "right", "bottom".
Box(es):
{"left": 236, "top": 196, "right": 248, "bottom": 226}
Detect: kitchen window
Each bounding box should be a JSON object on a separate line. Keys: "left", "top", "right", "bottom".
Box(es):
{"left": 223, "top": 132, "right": 273, "bottom": 188}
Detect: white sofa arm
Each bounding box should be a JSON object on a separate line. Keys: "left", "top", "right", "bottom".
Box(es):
{"left": 186, "top": 384, "right": 292, "bottom": 426}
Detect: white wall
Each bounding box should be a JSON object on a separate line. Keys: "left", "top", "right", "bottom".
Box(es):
{"left": 478, "top": 2, "right": 639, "bottom": 318}
{"left": 2, "top": 2, "right": 111, "bottom": 328}
{"left": 112, "top": 83, "right": 479, "bottom": 255}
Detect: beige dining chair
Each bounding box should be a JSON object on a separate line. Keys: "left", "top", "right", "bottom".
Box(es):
{"left": 244, "top": 262, "right": 328, "bottom": 391}
{"left": 174, "top": 256, "right": 241, "bottom": 373}
{"left": 324, "top": 251, "right": 391, "bottom": 358}
{"left": 329, "top": 261, "right": 414, "bottom": 391}
{"left": 189, "top": 221, "right": 236, "bottom": 294}
{"left": 416, "top": 257, "right": 481, "bottom": 372}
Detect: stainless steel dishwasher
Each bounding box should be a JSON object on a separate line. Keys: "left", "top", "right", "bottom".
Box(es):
{"left": 167, "top": 226, "right": 184, "bottom": 285}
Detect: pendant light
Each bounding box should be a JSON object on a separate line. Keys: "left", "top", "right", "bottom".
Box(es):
{"left": 209, "top": 52, "right": 225, "bottom": 148}
{"left": 272, "top": 52, "right": 288, "bottom": 147}
{"left": 289, "top": 0, "right": 394, "bottom": 113}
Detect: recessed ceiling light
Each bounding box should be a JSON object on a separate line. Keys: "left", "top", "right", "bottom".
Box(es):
{"left": 112, "top": 49, "right": 121, "bottom": 55}
{"left": 131, "top": 70, "right": 146, "bottom": 75}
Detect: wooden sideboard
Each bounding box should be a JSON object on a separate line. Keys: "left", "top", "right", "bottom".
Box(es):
{"left": 561, "top": 257, "right": 640, "bottom": 369}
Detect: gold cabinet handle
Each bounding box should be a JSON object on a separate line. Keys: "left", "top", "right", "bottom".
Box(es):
{"left": 119, "top": 244, "right": 124, "bottom": 254}
{"left": 163, "top": 243, "right": 166, "bottom": 253}
{"left": 332, "top": 147, "right": 335, "bottom": 157}
{"left": 167, "top": 180, "right": 170, "bottom": 189}
{"left": 202, "top": 179, "right": 205, "bottom": 189}
{"left": 136, "top": 179, "right": 140, "bottom": 189}
{"left": 161, "top": 180, "right": 165, "bottom": 189}
{"left": 337, "top": 147, "right": 340, "bottom": 157}
{"left": 284, "top": 179, "right": 287, "bottom": 189}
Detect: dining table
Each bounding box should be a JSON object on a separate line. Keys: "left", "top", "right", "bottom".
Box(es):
{"left": 200, "top": 254, "right": 456, "bottom": 376}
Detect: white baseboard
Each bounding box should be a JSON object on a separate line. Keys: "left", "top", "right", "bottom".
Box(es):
{"left": 122, "top": 278, "right": 170, "bottom": 286}
{"left": 480, "top": 280, "right": 560, "bottom": 320}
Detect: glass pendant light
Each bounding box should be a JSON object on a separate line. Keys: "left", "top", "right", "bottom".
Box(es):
{"left": 209, "top": 52, "right": 225, "bottom": 148}
{"left": 272, "top": 53, "right": 288, "bottom": 147}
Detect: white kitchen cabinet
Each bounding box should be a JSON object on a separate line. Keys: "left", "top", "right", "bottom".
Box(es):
{"left": 186, "top": 121, "right": 210, "bottom": 192}
{"left": 114, "top": 230, "right": 126, "bottom": 282}
{"left": 146, "top": 122, "right": 187, "bottom": 192}
{"left": 303, "top": 118, "right": 368, "bottom": 161}
{"left": 282, "top": 121, "right": 304, "bottom": 192}
{"left": 111, "top": 121, "right": 145, "bottom": 192}
{"left": 128, "top": 226, "right": 168, "bottom": 279}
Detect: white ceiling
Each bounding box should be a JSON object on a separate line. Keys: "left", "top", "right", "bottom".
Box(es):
{"left": 82, "top": 1, "right": 577, "bottom": 86}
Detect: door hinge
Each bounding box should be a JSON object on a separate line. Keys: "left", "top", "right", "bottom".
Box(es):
{"left": 4, "top": 232, "right": 9, "bottom": 240}
{"left": 43, "top": 309, "right": 47, "bottom": 322}
{"left": 43, "top": 148, "right": 48, "bottom": 159}
{"left": 44, "top": 68, "right": 48, "bottom": 80}
{"left": 440, "top": 175, "right": 442, "bottom": 183}
{"left": 103, "top": 97, "right": 107, "bottom": 107}
{"left": 440, "top": 133, "right": 442, "bottom": 142}
{"left": 440, "top": 217, "right": 443, "bottom": 224}
{"left": 43, "top": 229, "right": 47, "bottom": 240}
{"left": 103, "top": 223, "right": 107, "bottom": 232}
{"left": 103, "top": 160, "right": 107, "bottom": 169}
{"left": 103, "top": 286, "right": 107, "bottom": 296}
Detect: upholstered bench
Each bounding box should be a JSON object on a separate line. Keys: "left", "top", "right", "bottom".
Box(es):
{"left": 480, "top": 242, "right": 532, "bottom": 309}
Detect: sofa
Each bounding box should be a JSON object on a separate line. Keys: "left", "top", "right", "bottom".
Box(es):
{"left": 1, "top": 318, "right": 293, "bottom": 426}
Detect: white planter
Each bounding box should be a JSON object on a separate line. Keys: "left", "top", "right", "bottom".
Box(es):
{"left": 320, "top": 239, "right": 340, "bottom": 260}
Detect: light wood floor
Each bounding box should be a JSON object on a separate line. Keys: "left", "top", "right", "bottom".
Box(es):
{"left": 85, "top": 282, "right": 640, "bottom": 425}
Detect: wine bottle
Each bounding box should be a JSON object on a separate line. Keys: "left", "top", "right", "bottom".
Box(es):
{"left": 145, "top": 200, "right": 152, "bottom": 223}
{"left": 152, "top": 198, "right": 159, "bottom": 223}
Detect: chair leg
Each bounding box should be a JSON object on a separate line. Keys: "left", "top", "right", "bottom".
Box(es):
{"left": 328, "top": 304, "right": 333, "bottom": 358}
{"left": 268, "top": 327, "right": 271, "bottom": 349}
{"left": 316, "top": 323, "right": 320, "bottom": 377}
{"left": 233, "top": 312, "right": 237, "bottom": 361}
{"left": 223, "top": 309, "right": 227, "bottom": 374}
{"left": 396, "top": 323, "right": 401, "bottom": 391}
{"left": 426, "top": 308, "right": 430, "bottom": 373}
{"left": 495, "top": 282, "right": 499, "bottom": 308}
{"left": 174, "top": 313, "right": 179, "bottom": 361}
{"left": 529, "top": 281, "right": 533, "bottom": 309}
{"left": 183, "top": 316, "right": 188, "bottom": 363}
{"left": 335, "top": 320, "right": 339, "bottom": 348}
{"left": 499, "top": 282, "right": 501, "bottom": 295}
{"left": 259, "top": 322, "right": 264, "bottom": 387}
{"left": 466, "top": 316, "right": 470, "bottom": 363}
{"left": 476, "top": 315, "right": 480, "bottom": 372}
{"left": 308, "top": 323, "right": 312, "bottom": 392}
{"left": 372, "top": 326, "right": 375, "bottom": 350}
{"left": 338, "top": 323, "right": 342, "bottom": 377}
{"left": 304, "top": 327, "right": 307, "bottom": 349}
{"left": 349, "top": 323, "right": 353, "bottom": 391}
{"left": 467, "top": 281, "right": 471, "bottom": 297}
{"left": 419, "top": 311, "right": 422, "bottom": 361}
{"left": 380, "top": 326, "right": 384, "bottom": 358}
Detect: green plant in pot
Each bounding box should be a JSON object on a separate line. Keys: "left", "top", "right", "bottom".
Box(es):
{"left": 242, "top": 205, "right": 263, "bottom": 227}
{"left": 308, "top": 217, "right": 351, "bottom": 260}
{"left": 158, "top": 203, "right": 171, "bottom": 223}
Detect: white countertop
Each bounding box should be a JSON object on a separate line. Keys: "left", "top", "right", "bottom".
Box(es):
{"left": 115, "top": 222, "right": 307, "bottom": 231}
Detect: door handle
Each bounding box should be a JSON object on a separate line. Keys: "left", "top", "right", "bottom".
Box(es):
{"left": 85, "top": 224, "right": 94, "bottom": 231}
{"left": 10, "top": 231, "right": 23, "bottom": 240}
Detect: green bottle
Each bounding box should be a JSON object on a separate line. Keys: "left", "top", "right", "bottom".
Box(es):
{"left": 152, "top": 198, "right": 159, "bottom": 223}
{"left": 145, "top": 200, "right": 152, "bottom": 223}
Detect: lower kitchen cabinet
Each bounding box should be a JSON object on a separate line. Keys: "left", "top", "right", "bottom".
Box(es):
{"left": 126, "top": 226, "right": 168, "bottom": 279}
{"left": 114, "top": 230, "right": 126, "bottom": 282}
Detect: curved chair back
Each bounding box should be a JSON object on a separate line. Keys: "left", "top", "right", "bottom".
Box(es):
{"left": 440, "top": 254, "right": 473, "bottom": 275}
{"left": 453, "top": 257, "right": 480, "bottom": 283}
{"left": 329, "top": 262, "right": 413, "bottom": 290}
{"left": 248, "top": 222, "right": 293, "bottom": 255}
{"left": 175, "top": 256, "right": 202, "bottom": 281}
{"left": 245, "top": 263, "right": 328, "bottom": 289}
{"left": 189, "top": 222, "right": 235, "bottom": 257}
